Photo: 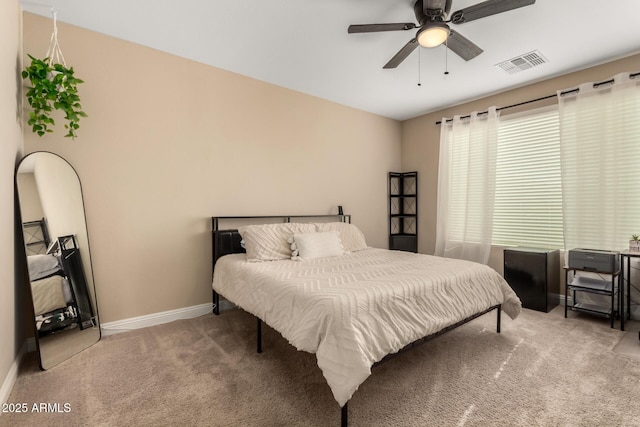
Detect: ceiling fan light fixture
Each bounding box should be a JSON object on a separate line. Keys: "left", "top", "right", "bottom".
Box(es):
{"left": 417, "top": 22, "right": 450, "bottom": 48}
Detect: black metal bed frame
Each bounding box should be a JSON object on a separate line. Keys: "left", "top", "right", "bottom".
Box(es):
{"left": 211, "top": 215, "right": 502, "bottom": 427}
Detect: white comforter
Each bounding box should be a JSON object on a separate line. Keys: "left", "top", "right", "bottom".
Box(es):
{"left": 212, "top": 248, "right": 521, "bottom": 406}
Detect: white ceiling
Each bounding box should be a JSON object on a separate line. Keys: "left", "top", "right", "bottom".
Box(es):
{"left": 20, "top": 0, "right": 640, "bottom": 121}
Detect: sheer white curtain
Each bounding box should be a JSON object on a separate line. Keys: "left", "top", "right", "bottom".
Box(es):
{"left": 435, "top": 107, "right": 499, "bottom": 264}
{"left": 558, "top": 72, "right": 640, "bottom": 251}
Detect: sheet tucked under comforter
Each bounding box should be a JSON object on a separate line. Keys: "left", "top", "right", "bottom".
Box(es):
{"left": 212, "top": 248, "right": 521, "bottom": 406}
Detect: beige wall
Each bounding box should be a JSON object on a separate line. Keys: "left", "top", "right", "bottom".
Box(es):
{"left": 22, "top": 13, "right": 402, "bottom": 323}
{"left": 16, "top": 173, "right": 43, "bottom": 222}
{"left": 401, "top": 52, "right": 640, "bottom": 274}
{"left": 0, "top": 0, "right": 24, "bottom": 402}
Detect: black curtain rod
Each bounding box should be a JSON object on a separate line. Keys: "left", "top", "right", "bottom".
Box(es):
{"left": 435, "top": 71, "right": 640, "bottom": 125}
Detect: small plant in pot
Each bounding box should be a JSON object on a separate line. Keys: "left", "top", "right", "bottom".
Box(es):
{"left": 630, "top": 234, "right": 640, "bottom": 252}
{"left": 21, "top": 54, "right": 87, "bottom": 139}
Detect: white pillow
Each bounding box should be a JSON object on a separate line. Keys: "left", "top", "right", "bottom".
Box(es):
{"left": 27, "top": 254, "right": 61, "bottom": 281}
{"left": 238, "top": 223, "right": 317, "bottom": 262}
{"left": 291, "top": 231, "right": 345, "bottom": 260}
{"left": 317, "top": 222, "right": 368, "bottom": 252}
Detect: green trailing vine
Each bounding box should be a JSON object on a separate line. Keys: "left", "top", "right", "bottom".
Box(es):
{"left": 22, "top": 54, "right": 88, "bottom": 139}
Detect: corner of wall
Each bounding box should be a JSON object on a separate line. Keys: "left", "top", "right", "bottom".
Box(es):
{"left": 1, "top": 0, "right": 26, "bottom": 406}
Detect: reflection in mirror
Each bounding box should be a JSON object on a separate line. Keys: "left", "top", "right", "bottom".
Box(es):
{"left": 16, "top": 151, "right": 100, "bottom": 369}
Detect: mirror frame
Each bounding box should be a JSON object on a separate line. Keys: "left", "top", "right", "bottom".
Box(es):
{"left": 16, "top": 151, "right": 100, "bottom": 369}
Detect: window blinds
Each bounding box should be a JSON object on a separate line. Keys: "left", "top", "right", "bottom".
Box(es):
{"left": 493, "top": 106, "right": 564, "bottom": 248}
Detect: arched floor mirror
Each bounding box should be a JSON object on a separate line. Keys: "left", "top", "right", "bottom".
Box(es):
{"left": 16, "top": 151, "right": 100, "bottom": 369}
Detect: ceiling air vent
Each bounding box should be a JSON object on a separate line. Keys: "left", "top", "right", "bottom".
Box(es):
{"left": 496, "top": 50, "right": 548, "bottom": 74}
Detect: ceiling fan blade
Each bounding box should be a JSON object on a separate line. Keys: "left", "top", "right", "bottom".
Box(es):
{"left": 348, "top": 23, "right": 417, "bottom": 33}
{"left": 450, "top": 0, "right": 535, "bottom": 24}
{"left": 446, "top": 30, "right": 483, "bottom": 61}
{"left": 422, "top": 0, "right": 451, "bottom": 17}
{"left": 383, "top": 38, "right": 419, "bottom": 69}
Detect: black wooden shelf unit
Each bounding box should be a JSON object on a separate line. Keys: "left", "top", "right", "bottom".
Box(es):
{"left": 388, "top": 171, "right": 417, "bottom": 252}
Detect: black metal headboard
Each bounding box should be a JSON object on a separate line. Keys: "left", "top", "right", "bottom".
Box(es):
{"left": 22, "top": 217, "right": 51, "bottom": 255}
{"left": 213, "top": 229, "right": 245, "bottom": 262}
{"left": 211, "top": 214, "right": 351, "bottom": 267}
{"left": 211, "top": 214, "right": 351, "bottom": 314}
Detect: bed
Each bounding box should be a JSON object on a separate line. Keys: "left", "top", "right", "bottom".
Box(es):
{"left": 211, "top": 215, "right": 521, "bottom": 426}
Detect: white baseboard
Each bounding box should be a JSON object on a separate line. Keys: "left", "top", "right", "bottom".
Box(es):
{"left": 100, "top": 300, "right": 237, "bottom": 337}
{"left": 100, "top": 303, "right": 215, "bottom": 337}
{"left": 0, "top": 342, "right": 26, "bottom": 407}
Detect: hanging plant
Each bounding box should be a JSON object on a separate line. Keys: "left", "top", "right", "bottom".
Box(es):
{"left": 22, "top": 55, "right": 87, "bottom": 138}
{"left": 21, "top": 10, "right": 87, "bottom": 139}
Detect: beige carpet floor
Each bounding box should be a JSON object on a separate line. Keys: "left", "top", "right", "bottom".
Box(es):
{"left": 4, "top": 305, "right": 640, "bottom": 426}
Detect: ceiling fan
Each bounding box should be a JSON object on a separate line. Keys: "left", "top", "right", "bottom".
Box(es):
{"left": 348, "top": 0, "right": 536, "bottom": 69}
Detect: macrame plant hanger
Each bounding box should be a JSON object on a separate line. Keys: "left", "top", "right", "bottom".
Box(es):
{"left": 22, "top": 6, "right": 87, "bottom": 139}
{"left": 46, "top": 9, "right": 66, "bottom": 67}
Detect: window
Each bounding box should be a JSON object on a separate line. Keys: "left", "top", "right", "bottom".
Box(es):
{"left": 493, "top": 106, "right": 564, "bottom": 249}
{"left": 442, "top": 73, "right": 640, "bottom": 253}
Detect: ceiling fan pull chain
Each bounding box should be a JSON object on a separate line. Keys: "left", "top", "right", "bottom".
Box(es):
{"left": 444, "top": 38, "right": 450, "bottom": 76}
{"left": 418, "top": 47, "right": 422, "bottom": 86}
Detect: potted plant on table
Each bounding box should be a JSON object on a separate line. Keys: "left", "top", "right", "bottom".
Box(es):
{"left": 629, "top": 234, "right": 640, "bottom": 252}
